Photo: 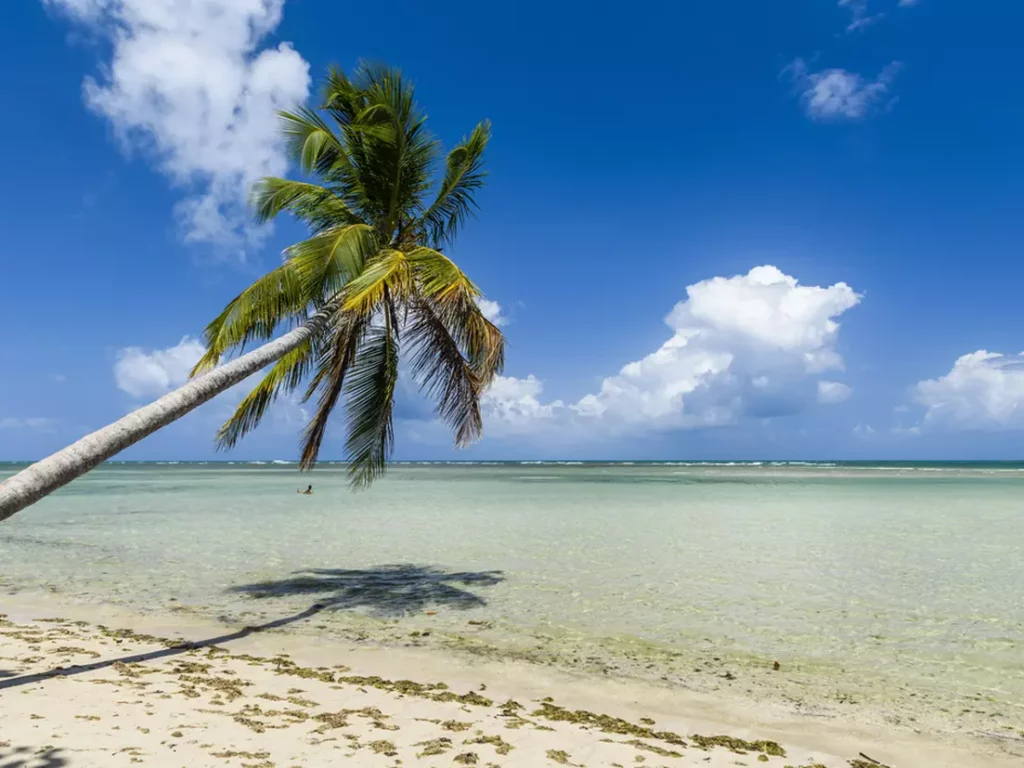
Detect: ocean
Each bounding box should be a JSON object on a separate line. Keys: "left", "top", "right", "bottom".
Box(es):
{"left": 2, "top": 460, "right": 1022, "bottom": 732}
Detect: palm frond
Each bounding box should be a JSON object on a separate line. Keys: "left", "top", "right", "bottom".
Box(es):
{"left": 343, "top": 316, "right": 400, "bottom": 489}
{"left": 420, "top": 121, "right": 490, "bottom": 248}
{"left": 321, "top": 64, "right": 367, "bottom": 125}
{"left": 406, "top": 300, "right": 483, "bottom": 446}
{"left": 285, "top": 223, "right": 377, "bottom": 300}
{"left": 433, "top": 292, "right": 505, "bottom": 387}
{"left": 403, "top": 247, "right": 502, "bottom": 383}
{"left": 278, "top": 107, "right": 347, "bottom": 177}
{"left": 250, "top": 178, "right": 358, "bottom": 230}
{"left": 342, "top": 249, "right": 412, "bottom": 315}
{"left": 215, "top": 336, "right": 317, "bottom": 450}
{"left": 192, "top": 263, "right": 311, "bottom": 374}
{"left": 406, "top": 246, "right": 480, "bottom": 299}
{"left": 337, "top": 62, "right": 439, "bottom": 241}
{"left": 299, "top": 313, "right": 367, "bottom": 471}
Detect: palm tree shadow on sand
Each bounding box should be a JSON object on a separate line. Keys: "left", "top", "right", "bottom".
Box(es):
{"left": 229, "top": 564, "right": 506, "bottom": 617}
{"left": 0, "top": 565, "right": 503, "bottom": 693}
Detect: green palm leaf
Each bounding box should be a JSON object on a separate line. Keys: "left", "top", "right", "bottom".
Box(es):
{"left": 250, "top": 178, "right": 357, "bottom": 230}
{"left": 420, "top": 121, "right": 491, "bottom": 248}
{"left": 193, "top": 262, "right": 309, "bottom": 374}
{"left": 342, "top": 319, "right": 400, "bottom": 488}
{"left": 406, "top": 300, "right": 483, "bottom": 446}
{"left": 299, "top": 313, "right": 367, "bottom": 470}
{"left": 215, "top": 336, "right": 318, "bottom": 450}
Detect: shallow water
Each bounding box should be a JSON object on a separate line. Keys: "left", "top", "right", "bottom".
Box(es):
{"left": 2, "top": 461, "right": 1023, "bottom": 727}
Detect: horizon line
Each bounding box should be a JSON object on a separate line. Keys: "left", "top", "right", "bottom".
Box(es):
{"left": 5, "top": 459, "right": 1024, "bottom": 465}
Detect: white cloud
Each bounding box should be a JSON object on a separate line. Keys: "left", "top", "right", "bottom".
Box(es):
{"left": 788, "top": 59, "right": 901, "bottom": 121}
{"left": 890, "top": 424, "right": 921, "bottom": 436}
{"left": 0, "top": 417, "right": 57, "bottom": 431}
{"left": 44, "top": 0, "right": 311, "bottom": 248}
{"left": 482, "top": 266, "right": 861, "bottom": 439}
{"left": 853, "top": 423, "right": 876, "bottom": 437}
{"left": 898, "top": 0, "right": 919, "bottom": 6}
{"left": 914, "top": 351, "right": 1024, "bottom": 430}
{"left": 838, "top": 0, "right": 866, "bottom": 12}
{"left": 838, "top": 0, "right": 884, "bottom": 32}
{"left": 476, "top": 298, "right": 508, "bottom": 327}
{"left": 114, "top": 336, "right": 206, "bottom": 399}
{"left": 49, "top": 374, "right": 68, "bottom": 383}
{"left": 818, "top": 380, "right": 853, "bottom": 404}
{"left": 846, "top": 13, "right": 884, "bottom": 32}
{"left": 481, "top": 375, "right": 564, "bottom": 434}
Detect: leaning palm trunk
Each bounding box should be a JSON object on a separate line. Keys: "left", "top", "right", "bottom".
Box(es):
{"left": 0, "top": 312, "right": 330, "bottom": 524}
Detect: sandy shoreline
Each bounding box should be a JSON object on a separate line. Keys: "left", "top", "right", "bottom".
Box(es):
{"left": 1, "top": 595, "right": 1020, "bottom": 767}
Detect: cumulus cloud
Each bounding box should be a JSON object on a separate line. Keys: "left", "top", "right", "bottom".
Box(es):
{"left": 788, "top": 59, "right": 901, "bottom": 121}
{"left": 481, "top": 375, "right": 564, "bottom": 434}
{"left": 817, "top": 380, "right": 853, "bottom": 404}
{"left": 476, "top": 298, "right": 507, "bottom": 327}
{"left": 44, "top": 0, "right": 311, "bottom": 248}
{"left": 483, "top": 266, "right": 861, "bottom": 439}
{"left": 114, "top": 337, "right": 206, "bottom": 399}
{"left": 914, "top": 351, "right": 1024, "bottom": 430}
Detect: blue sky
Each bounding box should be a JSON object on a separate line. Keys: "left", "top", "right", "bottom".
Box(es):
{"left": 2, "top": 0, "right": 1024, "bottom": 461}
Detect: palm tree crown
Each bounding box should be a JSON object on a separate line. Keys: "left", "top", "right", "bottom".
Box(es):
{"left": 193, "top": 63, "right": 505, "bottom": 488}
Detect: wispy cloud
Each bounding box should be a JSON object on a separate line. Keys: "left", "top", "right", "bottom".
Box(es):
{"left": 838, "top": 0, "right": 885, "bottom": 32}
{"left": 787, "top": 59, "right": 902, "bottom": 121}
{"left": 846, "top": 13, "right": 885, "bottom": 32}
{"left": 0, "top": 417, "right": 58, "bottom": 431}
{"left": 43, "top": 0, "right": 311, "bottom": 251}
{"left": 853, "top": 423, "right": 876, "bottom": 438}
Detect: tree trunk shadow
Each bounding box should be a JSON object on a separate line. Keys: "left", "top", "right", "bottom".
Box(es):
{"left": 0, "top": 602, "right": 325, "bottom": 692}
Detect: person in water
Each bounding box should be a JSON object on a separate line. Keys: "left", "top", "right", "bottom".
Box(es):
{"left": 298, "top": 485, "right": 313, "bottom": 495}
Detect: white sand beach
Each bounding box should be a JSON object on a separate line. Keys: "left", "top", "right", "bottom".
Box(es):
{"left": 2, "top": 593, "right": 1019, "bottom": 768}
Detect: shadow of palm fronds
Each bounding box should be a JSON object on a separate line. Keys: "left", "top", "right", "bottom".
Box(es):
{"left": 0, "top": 744, "right": 68, "bottom": 767}
{"left": 229, "top": 564, "right": 505, "bottom": 617}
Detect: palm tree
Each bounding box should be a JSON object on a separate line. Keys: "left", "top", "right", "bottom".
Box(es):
{"left": 0, "top": 63, "right": 504, "bottom": 523}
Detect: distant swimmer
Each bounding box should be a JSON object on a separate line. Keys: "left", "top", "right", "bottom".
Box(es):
{"left": 298, "top": 484, "right": 313, "bottom": 495}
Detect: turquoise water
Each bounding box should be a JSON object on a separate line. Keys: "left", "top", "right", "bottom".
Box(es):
{"left": 2, "top": 461, "right": 1023, "bottom": 730}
